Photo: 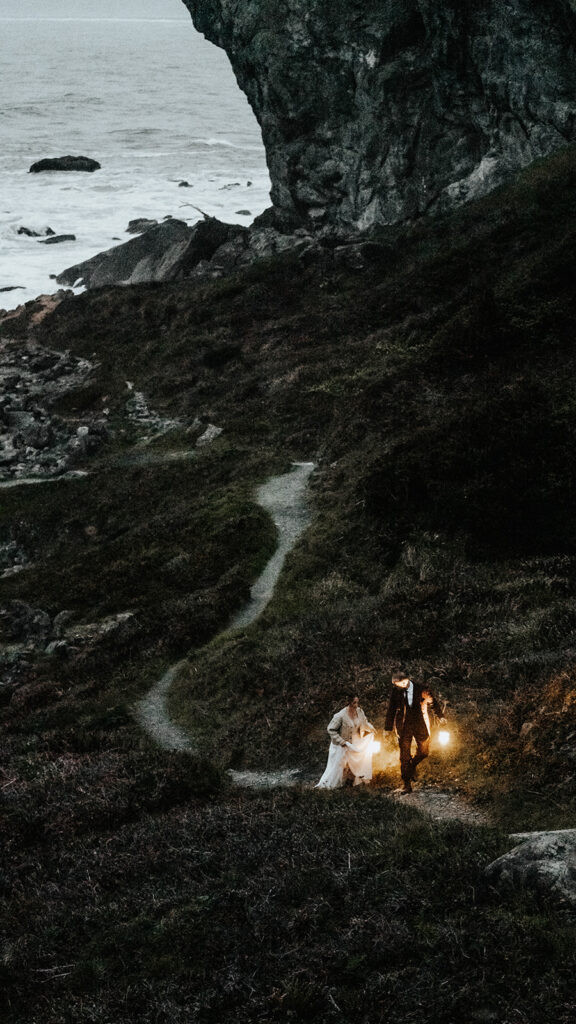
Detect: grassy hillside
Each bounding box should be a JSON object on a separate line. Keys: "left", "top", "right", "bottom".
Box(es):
{"left": 1, "top": 146, "right": 576, "bottom": 1021}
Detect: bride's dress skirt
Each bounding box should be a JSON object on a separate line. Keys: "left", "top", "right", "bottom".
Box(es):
{"left": 315, "top": 734, "right": 373, "bottom": 789}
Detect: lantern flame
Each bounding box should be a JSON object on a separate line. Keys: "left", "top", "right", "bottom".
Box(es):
{"left": 438, "top": 729, "right": 450, "bottom": 747}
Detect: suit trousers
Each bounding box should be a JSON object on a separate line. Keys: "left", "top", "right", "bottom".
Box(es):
{"left": 398, "top": 719, "right": 430, "bottom": 782}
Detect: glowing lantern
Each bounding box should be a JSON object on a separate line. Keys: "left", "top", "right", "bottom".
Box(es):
{"left": 370, "top": 739, "right": 381, "bottom": 754}
{"left": 438, "top": 729, "right": 451, "bottom": 747}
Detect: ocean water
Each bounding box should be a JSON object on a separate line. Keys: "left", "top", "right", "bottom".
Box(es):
{"left": 0, "top": 16, "right": 270, "bottom": 310}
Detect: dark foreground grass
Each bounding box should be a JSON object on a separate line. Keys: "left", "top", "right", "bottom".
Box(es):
{"left": 1, "top": 787, "right": 574, "bottom": 1024}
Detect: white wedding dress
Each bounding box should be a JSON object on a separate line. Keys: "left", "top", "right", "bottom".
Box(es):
{"left": 315, "top": 706, "right": 375, "bottom": 789}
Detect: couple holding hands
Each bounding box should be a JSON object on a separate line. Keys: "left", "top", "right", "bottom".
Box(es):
{"left": 316, "top": 669, "right": 447, "bottom": 793}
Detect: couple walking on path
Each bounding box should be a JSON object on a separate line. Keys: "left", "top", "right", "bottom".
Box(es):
{"left": 315, "top": 670, "right": 447, "bottom": 792}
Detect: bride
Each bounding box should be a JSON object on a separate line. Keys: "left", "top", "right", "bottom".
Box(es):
{"left": 315, "top": 693, "right": 377, "bottom": 788}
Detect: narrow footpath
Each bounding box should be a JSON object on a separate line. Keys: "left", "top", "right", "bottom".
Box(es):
{"left": 135, "top": 461, "right": 315, "bottom": 755}
{"left": 135, "top": 460, "right": 490, "bottom": 825}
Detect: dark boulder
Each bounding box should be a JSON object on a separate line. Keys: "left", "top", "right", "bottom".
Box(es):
{"left": 56, "top": 219, "right": 193, "bottom": 288}
{"left": 126, "top": 218, "right": 159, "bottom": 234}
{"left": 29, "top": 156, "right": 101, "bottom": 173}
{"left": 56, "top": 217, "right": 246, "bottom": 289}
{"left": 172, "top": 217, "right": 246, "bottom": 278}
{"left": 18, "top": 226, "right": 55, "bottom": 237}
{"left": 38, "top": 234, "right": 76, "bottom": 245}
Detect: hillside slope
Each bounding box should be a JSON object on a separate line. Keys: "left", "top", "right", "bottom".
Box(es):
{"left": 1, "top": 146, "right": 576, "bottom": 1022}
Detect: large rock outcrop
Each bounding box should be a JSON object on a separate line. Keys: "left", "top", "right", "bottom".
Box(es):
{"left": 486, "top": 830, "right": 576, "bottom": 908}
{"left": 183, "top": 0, "right": 576, "bottom": 231}
{"left": 56, "top": 218, "right": 247, "bottom": 289}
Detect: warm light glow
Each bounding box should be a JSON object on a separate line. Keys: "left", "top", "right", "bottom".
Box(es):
{"left": 370, "top": 739, "right": 381, "bottom": 754}
{"left": 438, "top": 730, "right": 450, "bottom": 747}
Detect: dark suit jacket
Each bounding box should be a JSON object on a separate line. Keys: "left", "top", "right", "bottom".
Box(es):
{"left": 384, "top": 682, "right": 444, "bottom": 740}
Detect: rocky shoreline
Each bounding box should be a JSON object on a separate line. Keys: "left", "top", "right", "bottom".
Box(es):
{"left": 0, "top": 333, "right": 105, "bottom": 486}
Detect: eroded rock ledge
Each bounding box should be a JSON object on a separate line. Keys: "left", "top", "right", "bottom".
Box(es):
{"left": 183, "top": 0, "right": 576, "bottom": 231}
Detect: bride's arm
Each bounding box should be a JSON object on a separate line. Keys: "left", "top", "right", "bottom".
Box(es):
{"left": 327, "top": 711, "right": 346, "bottom": 745}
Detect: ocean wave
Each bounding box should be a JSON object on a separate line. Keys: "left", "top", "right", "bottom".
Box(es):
{"left": 192, "top": 137, "right": 264, "bottom": 152}
{"left": 108, "top": 128, "right": 165, "bottom": 137}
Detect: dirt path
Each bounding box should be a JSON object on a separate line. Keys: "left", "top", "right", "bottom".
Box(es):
{"left": 387, "top": 787, "right": 490, "bottom": 825}
{"left": 135, "top": 461, "right": 315, "bottom": 752}
{"left": 135, "top": 460, "right": 488, "bottom": 827}
{"left": 229, "top": 770, "right": 489, "bottom": 825}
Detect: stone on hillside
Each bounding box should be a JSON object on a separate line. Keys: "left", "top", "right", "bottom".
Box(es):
{"left": 0, "top": 600, "right": 52, "bottom": 642}
{"left": 29, "top": 155, "right": 101, "bottom": 173}
{"left": 485, "top": 830, "right": 576, "bottom": 908}
{"left": 196, "top": 424, "right": 223, "bottom": 447}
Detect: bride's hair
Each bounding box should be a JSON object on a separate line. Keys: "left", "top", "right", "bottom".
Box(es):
{"left": 346, "top": 692, "right": 359, "bottom": 704}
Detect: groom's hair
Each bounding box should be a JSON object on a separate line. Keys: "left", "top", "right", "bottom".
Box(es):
{"left": 391, "top": 669, "right": 410, "bottom": 682}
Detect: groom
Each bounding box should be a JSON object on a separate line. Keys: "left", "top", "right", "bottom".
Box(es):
{"left": 384, "top": 670, "right": 446, "bottom": 794}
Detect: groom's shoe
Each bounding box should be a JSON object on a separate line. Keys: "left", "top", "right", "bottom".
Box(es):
{"left": 400, "top": 782, "right": 413, "bottom": 795}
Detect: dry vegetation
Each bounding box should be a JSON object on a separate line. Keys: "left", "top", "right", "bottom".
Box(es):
{"left": 2, "top": 146, "right": 576, "bottom": 1021}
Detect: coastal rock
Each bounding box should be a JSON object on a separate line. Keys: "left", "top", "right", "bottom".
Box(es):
{"left": 485, "top": 830, "right": 576, "bottom": 907}
{"left": 0, "top": 334, "right": 104, "bottom": 483}
{"left": 126, "top": 218, "right": 159, "bottom": 234}
{"left": 171, "top": 217, "right": 246, "bottom": 278}
{"left": 17, "top": 226, "right": 55, "bottom": 238}
{"left": 56, "top": 216, "right": 246, "bottom": 289}
{"left": 184, "top": 0, "right": 576, "bottom": 231}
{"left": 56, "top": 218, "right": 193, "bottom": 288}
{"left": 29, "top": 155, "right": 101, "bottom": 173}
{"left": 38, "top": 234, "right": 76, "bottom": 245}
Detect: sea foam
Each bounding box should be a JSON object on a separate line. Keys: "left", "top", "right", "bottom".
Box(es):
{"left": 0, "top": 16, "right": 270, "bottom": 310}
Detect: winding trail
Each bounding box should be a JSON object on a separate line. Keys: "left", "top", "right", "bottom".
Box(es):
{"left": 134, "top": 459, "right": 490, "bottom": 826}
{"left": 135, "top": 461, "right": 315, "bottom": 755}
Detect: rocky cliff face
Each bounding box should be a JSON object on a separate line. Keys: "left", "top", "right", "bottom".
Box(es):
{"left": 183, "top": 0, "right": 576, "bottom": 231}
